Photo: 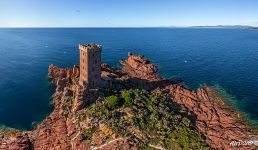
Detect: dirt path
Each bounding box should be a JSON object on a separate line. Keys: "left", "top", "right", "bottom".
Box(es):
{"left": 91, "top": 138, "right": 124, "bottom": 150}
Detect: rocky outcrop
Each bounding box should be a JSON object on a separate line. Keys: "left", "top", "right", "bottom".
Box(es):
{"left": 120, "top": 53, "right": 257, "bottom": 150}
{"left": 165, "top": 85, "right": 257, "bottom": 150}
{"left": 120, "top": 52, "right": 160, "bottom": 81}
{"left": 0, "top": 134, "right": 33, "bottom": 150}
{"left": 33, "top": 65, "right": 87, "bottom": 149}
{"left": 48, "top": 64, "right": 80, "bottom": 85}
{"left": 32, "top": 64, "right": 134, "bottom": 150}
{"left": 1, "top": 53, "right": 257, "bottom": 150}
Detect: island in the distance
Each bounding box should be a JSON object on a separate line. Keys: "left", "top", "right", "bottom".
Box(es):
{"left": 0, "top": 44, "right": 257, "bottom": 150}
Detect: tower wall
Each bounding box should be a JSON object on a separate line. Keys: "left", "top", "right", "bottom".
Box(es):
{"left": 79, "top": 44, "right": 102, "bottom": 88}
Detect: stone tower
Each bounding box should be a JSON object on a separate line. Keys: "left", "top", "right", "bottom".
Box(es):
{"left": 79, "top": 44, "right": 102, "bottom": 88}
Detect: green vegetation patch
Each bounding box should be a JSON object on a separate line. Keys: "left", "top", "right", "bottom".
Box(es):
{"left": 85, "top": 89, "right": 209, "bottom": 149}
{"left": 105, "top": 95, "right": 124, "bottom": 110}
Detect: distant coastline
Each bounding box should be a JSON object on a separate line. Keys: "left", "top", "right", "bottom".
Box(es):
{"left": 188, "top": 25, "right": 258, "bottom": 29}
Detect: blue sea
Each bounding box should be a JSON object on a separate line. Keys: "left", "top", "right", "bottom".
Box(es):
{"left": 0, "top": 28, "right": 258, "bottom": 130}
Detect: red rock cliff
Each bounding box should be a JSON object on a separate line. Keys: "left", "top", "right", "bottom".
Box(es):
{"left": 120, "top": 53, "right": 257, "bottom": 150}
{"left": 0, "top": 53, "right": 257, "bottom": 150}
{"left": 120, "top": 52, "right": 160, "bottom": 81}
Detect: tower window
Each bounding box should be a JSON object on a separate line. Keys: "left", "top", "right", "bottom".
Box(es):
{"left": 95, "top": 59, "right": 97, "bottom": 64}
{"left": 92, "top": 68, "right": 94, "bottom": 72}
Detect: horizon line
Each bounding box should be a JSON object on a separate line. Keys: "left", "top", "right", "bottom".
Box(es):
{"left": 0, "top": 25, "right": 257, "bottom": 29}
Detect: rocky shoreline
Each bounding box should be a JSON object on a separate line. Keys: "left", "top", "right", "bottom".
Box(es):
{"left": 0, "top": 53, "right": 257, "bottom": 150}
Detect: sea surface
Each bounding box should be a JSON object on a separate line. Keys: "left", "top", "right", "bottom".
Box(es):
{"left": 0, "top": 28, "right": 258, "bottom": 130}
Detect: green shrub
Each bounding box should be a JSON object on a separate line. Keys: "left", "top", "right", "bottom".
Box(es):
{"left": 105, "top": 95, "right": 123, "bottom": 110}
{"left": 121, "top": 90, "right": 133, "bottom": 107}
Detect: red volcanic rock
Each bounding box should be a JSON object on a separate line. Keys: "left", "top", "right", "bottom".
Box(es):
{"left": 48, "top": 64, "right": 79, "bottom": 85}
{"left": 0, "top": 134, "right": 33, "bottom": 150}
{"left": 44, "top": 54, "right": 258, "bottom": 150}
{"left": 120, "top": 53, "right": 257, "bottom": 149}
{"left": 165, "top": 84, "right": 257, "bottom": 150}
{"left": 72, "top": 85, "right": 88, "bottom": 112}
{"left": 2, "top": 53, "right": 257, "bottom": 150}
{"left": 120, "top": 53, "right": 160, "bottom": 81}
{"left": 33, "top": 65, "right": 90, "bottom": 150}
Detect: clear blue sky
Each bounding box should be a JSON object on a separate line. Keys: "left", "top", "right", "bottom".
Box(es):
{"left": 0, "top": 0, "right": 258, "bottom": 27}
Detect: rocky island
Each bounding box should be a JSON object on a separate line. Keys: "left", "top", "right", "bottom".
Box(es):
{"left": 0, "top": 44, "right": 257, "bottom": 150}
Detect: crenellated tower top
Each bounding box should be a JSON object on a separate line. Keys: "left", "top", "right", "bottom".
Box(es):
{"left": 79, "top": 44, "right": 102, "bottom": 52}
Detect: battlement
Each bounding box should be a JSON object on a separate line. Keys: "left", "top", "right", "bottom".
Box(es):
{"left": 79, "top": 44, "right": 102, "bottom": 52}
